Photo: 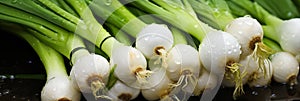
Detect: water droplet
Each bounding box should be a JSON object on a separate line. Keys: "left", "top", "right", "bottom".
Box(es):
{"left": 11, "top": 0, "right": 17, "bottom": 4}
{"left": 238, "top": 31, "right": 243, "bottom": 34}
{"left": 251, "top": 91, "right": 258, "bottom": 95}
{"left": 1, "top": 75, "right": 7, "bottom": 79}
{"left": 105, "top": 0, "right": 112, "bottom": 5}
{"left": 121, "top": 19, "right": 125, "bottom": 22}
{"left": 213, "top": 8, "right": 219, "bottom": 13}
{"left": 9, "top": 75, "right": 14, "bottom": 79}
{"left": 227, "top": 51, "right": 232, "bottom": 54}
{"left": 245, "top": 20, "right": 253, "bottom": 25}
{"left": 2, "top": 89, "right": 10, "bottom": 95}
{"left": 226, "top": 42, "right": 230, "bottom": 45}
{"left": 233, "top": 49, "right": 237, "bottom": 52}
{"left": 28, "top": 60, "right": 33, "bottom": 64}
{"left": 287, "top": 12, "right": 292, "bottom": 17}
{"left": 270, "top": 94, "right": 276, "bottom": 98}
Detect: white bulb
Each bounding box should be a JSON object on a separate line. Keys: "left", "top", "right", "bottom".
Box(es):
{"left": 166, "top": 44, "right": 200, "bottom": 81}
{"left": 247, "top": 59, "right": 273, "bottom": 87}
{"left": 111, "top": 46, "right": 150, "bottom": 89}
{"left": 194, "top": 69, "right": 218, "bottom": 96}
{"left": 136, "top": 24, "right": 174, "bottom": 58}
{"left": 271, "top": 52, "right": 299, "bottom": 85}
{"left": 41, "top": 76, "right": 81, "bottom": 101}
{"left": 225, "top": 16, "right": 263, "bottom": 59}
{"left": 278, "top": 18, "right": 300, "bottom": 56}
{"left": 199, "top": 31, "right": 241, "bottom": 76}
{"left": 141, "top": 74, "right": 172, "bottom": 101}
{"left": 70, "top": 53, "right": 110, "bottom": 93}
{"left": 108, "top": 81, "right": 140, "bottom": 101}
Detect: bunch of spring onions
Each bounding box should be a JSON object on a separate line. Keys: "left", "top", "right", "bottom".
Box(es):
{"left": 0, "top": 0, "right": 300, "bottom": 101}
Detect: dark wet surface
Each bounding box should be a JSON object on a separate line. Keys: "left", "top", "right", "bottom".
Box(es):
{"left": 1, "top": 31, "right": 300, "bottom": 101}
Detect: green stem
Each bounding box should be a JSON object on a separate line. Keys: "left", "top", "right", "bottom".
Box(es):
{"left": 105, "top": 23, "right": 134, "bottom": 46}
{"left": 56, "top": 0, "right": 79, "bottom": 17}
{"left": 0, "top": 0, "right": 76, "bottom": 31}
{"left": 66, "top": 0, "right": 123, "bottom": 57}
{"left": 38, "top": 0, "right": 80, "bottom": 24}
{"left": 229, "top": 0, "right": 283, "bottom": 26}
{"left": 262, "top": 26, "right": 280, "bottom": 42}
{"left": 0, "top": 14, "right": 88, "bottom": 64}
{"left": 87, "top": 0, "right": 147, "bottom": 37}
{"left": 170, "top": 27, "right": 188, "bottom": 45}
{"left": 263, "top": 38, "right": 282, "bottom": 52}
{"left": 189, "top": 0, "right": 235, "bottom": 30}
{"left": 12, "top": 29, "right": 68, "bottom": 79}
{"left": 255, "top": 0, "right": 299, "bottom": 19}
{"left": 129, "top": 0, "right": 214, "bottom": 41}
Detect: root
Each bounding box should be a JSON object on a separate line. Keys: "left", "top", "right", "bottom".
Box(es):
{"left": 136, "top": 70, "right": 153, "bottom": 84}
{"left": 161, "top": 95, "right": 180, "bottom": 101}
{"left": 226, "top": 63, "right": 246, "bottom": 99}
{"left": 91, "top": 80, "right": 112, "bottom": 101}
{"left": 288, "top": 74, "right": 298, "bottom": 86}
{"left": 168, "top": 71, "right": 197, "bottom": 101}
{"left": 154, "top": 48, "right": 168, "bottom": 69}
{"left": 250, "top": 42, "right": 274, "bottom": 78}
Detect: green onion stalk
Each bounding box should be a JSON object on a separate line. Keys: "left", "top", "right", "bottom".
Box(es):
{"left": 0, "top": 24, "right": 80, "bottom": 101}
{"left": 254, "top": 0, "right": 299, "bottom": 20}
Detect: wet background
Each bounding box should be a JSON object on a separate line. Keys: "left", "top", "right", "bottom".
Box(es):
{"left": 1, "top": 31, "right": 300, "bottom": 101}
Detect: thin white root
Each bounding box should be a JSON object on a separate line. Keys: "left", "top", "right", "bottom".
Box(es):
{"left": 91, "top": 80, "right": 112, "bottom": 101}
{"left": 136, "top": 70, "right": 154, "bottom": 84}
{"left": 250, "top": 43, "right": 274, "bottom": 78}
{"left": 168, "top": 72, "right": 197, "bottom": 101}
{"left": 154, "top": 49, "right": 168, "bottom": 69}
{"left": 226, "top": 63, "right": 246, "bottom": 99}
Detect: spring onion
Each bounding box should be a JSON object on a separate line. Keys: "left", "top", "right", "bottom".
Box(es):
{"left": 228, "top": 0, "right": 300, "bottom": 60}
{"left": 1, "top": 25, "right": 81, "bottom": 101}
{"left": 271, "top": 52, "right": 299, "bottom": 86}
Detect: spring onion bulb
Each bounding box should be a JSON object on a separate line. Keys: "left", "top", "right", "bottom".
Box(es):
{"left": 110, "top": 46, "right": 156, "bottom": 89}
{"left": 166, "top": 44, "right": 200, "bottom": 81}
{"left": 228, "top": 0, "right": 300, "bottom": 62}
{"left": 165, "top": 44, "right": 200, "bottom": 100}
{"left": 70, "top": 53, "right": 111, "bottom": 99}
{"left": 247, "top": 58, "right": 273, "bottom": 87}
{"left": 9, "top": 30, "right": 81, "bottom": 101}
{"left": 296, "top": 54, "right": 300, "bottom": 63}
{"left": 194, "top": 68, "right": 218, "bottom": 96}
{"left": 136, "top": 24, "right": 174, "bottom": 60}
{"left": 273, "top": 19, "right": 300, "bottom": 56}
{"left": 199, "top": 30, "right": 243, "bottom": 97}
{"left": 141, "top": 73, "right": 173, "bottom": 101}
{"left": 107, "top": 80, "right": 140, "bottom": 101}
{"left": 225, "top": 16, "right": 274, "bottom": 79}
{"left": 271, "top": 52, "right": 299, "bottom": 85}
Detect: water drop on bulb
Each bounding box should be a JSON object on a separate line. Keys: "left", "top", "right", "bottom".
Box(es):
{"left": 228, "top": 51, "right": 232, "bottom": 54}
